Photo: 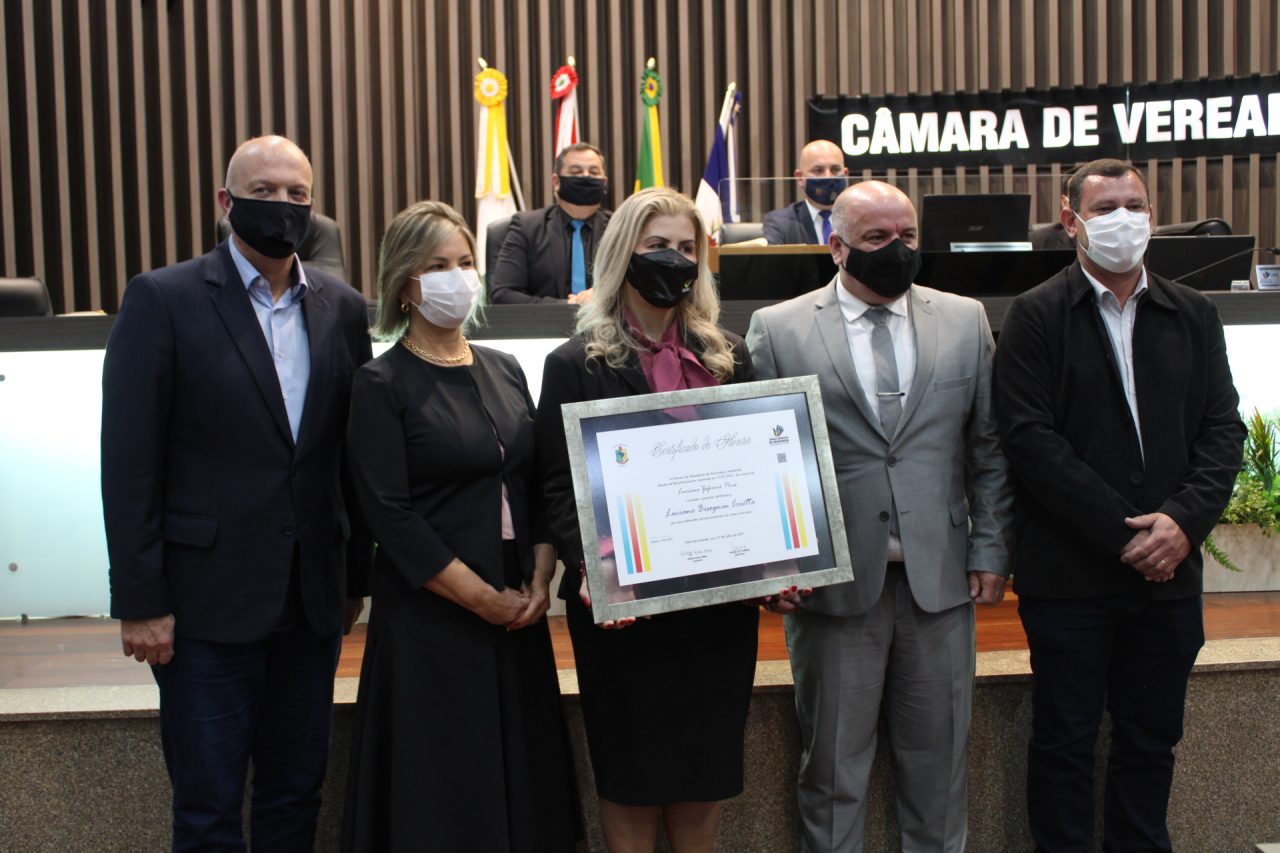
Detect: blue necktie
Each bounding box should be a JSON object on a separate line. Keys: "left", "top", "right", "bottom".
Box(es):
{"left": 819, "top": 210, "right": 832, "bottom": 244}
{"left": 570, "top": 220, "right": 586, "bottom": 294}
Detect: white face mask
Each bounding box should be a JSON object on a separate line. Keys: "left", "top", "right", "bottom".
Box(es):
{"left": 1074, "top": 206, "right": 1151, "bottom": 274}
{"left": 413, "top": 267, "right": 481, "bottom": 328}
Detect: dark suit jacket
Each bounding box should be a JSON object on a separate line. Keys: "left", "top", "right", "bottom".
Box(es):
{"left": 535, "top": 331, "right": 754, "bottom": 600}
{"left": 101, "top": 242, "right": 374, "bottom": 643}
{"left": 763, "top": 201, "right": 820, "bottom": 245}
{"left": 488, "top": 204, "right": 612, "bottom": 303}
{"left": 1029, "top": 222, "right": 1075, "bottom": 251}
{"left": 993, "top": 261, "right": 1245, "bottom": 599}
{"left": 346, "top": 344, "right": 548, "bottom": 596}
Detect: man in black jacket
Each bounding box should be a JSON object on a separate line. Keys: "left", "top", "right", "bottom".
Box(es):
{"left": 101, "top": 135, "right": 372, "bottom": 850}
{"left": 488, "top": 142, "right": 611, "bottom": 304}
{"left": 993, "top": 158, "right": 1245, "bottom": 852}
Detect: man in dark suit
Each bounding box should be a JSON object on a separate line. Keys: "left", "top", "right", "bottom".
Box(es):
{"left": 994, "top": 158, "right": 1245, "bottom": 852}
{"left": 488, "top": 141, "right": 612, "bottom": 304}
{"left": 763, "top": 139, "right": 849, "bottom": 245}
{"left": 101, "top": 134, "right": 373, "bottom": 850}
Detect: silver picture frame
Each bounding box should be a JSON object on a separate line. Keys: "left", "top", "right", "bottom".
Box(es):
{"left": 561, "top": 375, "right": 853, "bottom": 624}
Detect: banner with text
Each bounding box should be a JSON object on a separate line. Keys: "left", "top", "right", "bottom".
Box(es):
{"left": 808, "top": 75, "right": 1280, "bottom": 170}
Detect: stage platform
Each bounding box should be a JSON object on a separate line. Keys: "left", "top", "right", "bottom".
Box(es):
{"left": 3, "top": 592, "right": 1280, "bottom": 851}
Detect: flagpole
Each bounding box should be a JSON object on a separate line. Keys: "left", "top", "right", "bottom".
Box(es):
{"left": 506, "top": 139, "right": 526, "bottom": 211}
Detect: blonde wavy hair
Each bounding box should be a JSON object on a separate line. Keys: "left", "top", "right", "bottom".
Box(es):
{"left": 370, "top": 200, "right": 483, "bottom": 340}
{"left": 575, "top": 187, "right": 735, "bottom": 381}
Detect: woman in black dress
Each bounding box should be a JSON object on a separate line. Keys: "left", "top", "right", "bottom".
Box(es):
{"left": 536, "top": 187, "right": 770, "bottom": 852}
{"left": 342, "top": 201, "right": 577, "bottom": 852}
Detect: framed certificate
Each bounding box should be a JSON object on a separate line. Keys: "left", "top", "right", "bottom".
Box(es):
{"left": 562, "top": 375, "right": 852, "bottom": 623}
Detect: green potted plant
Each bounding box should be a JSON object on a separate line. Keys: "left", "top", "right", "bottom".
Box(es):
{"left": 1203, "top": 409, "right": 1280, "bottom": 588}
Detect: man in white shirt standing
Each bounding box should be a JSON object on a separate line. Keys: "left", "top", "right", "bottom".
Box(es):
{"left": 994, "top": 158, "right": 1244, "bottom": 852}
{"left": 763, "top": 139, "right": 850, "bottom": 245}
{"left": 748, "top": 181, "right": 1014, "bottom": 852}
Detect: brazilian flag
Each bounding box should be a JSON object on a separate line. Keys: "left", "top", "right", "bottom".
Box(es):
{"left": 635, "top": 62, "right": 665, "bottom": 191}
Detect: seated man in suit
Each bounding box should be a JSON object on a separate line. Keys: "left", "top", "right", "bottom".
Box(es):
{"left": 488, "top": 142, "right": 612, "bottom": 304}
{"left": 763, "top": 139, "right": 849, "bottom": 245}
{"left": 101, "top": 134, "right": 373, "bottom": 850}
{"left": 1030, "top": 169, "right": 1079, "bottom": 251}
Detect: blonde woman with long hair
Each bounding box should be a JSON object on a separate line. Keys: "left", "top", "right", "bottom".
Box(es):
{"left": 535, "top": 187, "right": 759, "bottom": 852}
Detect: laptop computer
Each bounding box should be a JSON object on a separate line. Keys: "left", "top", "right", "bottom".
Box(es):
{"left": 1144, "top": 235, "right": 1256, "bottom": 291}
{"left": 920, "top": 193, "right": 1033, "bottom": 252}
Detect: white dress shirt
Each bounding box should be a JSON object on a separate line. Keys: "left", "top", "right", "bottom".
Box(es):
{"left": 834, "top": 281, "right": 916, "bottom": 414}
{"left": 835, "top": 281, "right": 916, "bottom": 561}
{"left": 1082, "top": 266, "right": 1148, "bottom": 458}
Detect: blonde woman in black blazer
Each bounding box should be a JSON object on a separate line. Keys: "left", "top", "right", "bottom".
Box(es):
{"left": 536, "top": 187, "right": 765, "bottom": 852}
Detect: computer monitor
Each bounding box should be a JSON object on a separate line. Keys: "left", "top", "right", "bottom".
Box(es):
{"left": 920, "top": 193, "right": 1032, "bottom": 252}
{"left": 716, "top": 250, "right": 837, "bottom": 300}
{"left": 1144, "top": 235, "right": 1256, "bottom": 291}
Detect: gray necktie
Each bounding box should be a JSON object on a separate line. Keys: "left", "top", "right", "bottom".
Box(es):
{"left": 865, "top": 306, "right": 902, "bottom": 437}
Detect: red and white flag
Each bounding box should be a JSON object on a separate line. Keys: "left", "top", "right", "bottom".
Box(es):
{"left": 550, "top": 59, "right": 580, "bottom": 158}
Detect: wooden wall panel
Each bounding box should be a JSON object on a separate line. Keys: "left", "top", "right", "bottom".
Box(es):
{"left": 1, "top": 0, "right": 1277, "bottom": 312}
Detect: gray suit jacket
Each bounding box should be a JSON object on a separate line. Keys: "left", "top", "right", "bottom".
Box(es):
{"left": 747, "top": 279, "right": 1013, "bottom": 616}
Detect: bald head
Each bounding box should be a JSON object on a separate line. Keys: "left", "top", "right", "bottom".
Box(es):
{"left": 795, "top": 139, "right": 849, "bottom": 211}
{"left": 830, "top": 181, "right": 917, "bottom": 246}
{"left": 222, "top": 135, "right": 313, "bottom": 200}
{"left": 797, "top": 140, "right": 845, "bottom": 176}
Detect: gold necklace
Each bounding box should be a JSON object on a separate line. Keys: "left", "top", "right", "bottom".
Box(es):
{"left": 402, "top": 336, "right": 470, "bottom": 364}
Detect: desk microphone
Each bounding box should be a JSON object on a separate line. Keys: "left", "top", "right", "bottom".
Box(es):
{"left": 1169, "top": 245, "right": 1276, "bottom": 285}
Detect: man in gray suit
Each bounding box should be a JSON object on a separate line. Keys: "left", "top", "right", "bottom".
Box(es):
{"left": 747, "top": 180, "right": 1013, "bottom": 852}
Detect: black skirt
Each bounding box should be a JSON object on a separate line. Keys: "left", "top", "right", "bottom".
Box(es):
{"left": 341, "top": 548, "right": 579, "bottom": 852}
{"left": 566, "top": 591, "right": 760, "bottom": 806}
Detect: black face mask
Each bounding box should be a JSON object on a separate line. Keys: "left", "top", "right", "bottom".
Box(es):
{"left": 803, "top": 176, "right": 847, "bottom": 206}
{"left": 839, "top": 237, "right": 921, "bottom": 298}
{"left": 626, "top": 249, "right": 698, "bottom": 308}
{"left": 227, "top": 195, "right": 312, "bottom": 259}
{"left": 557, "top": 175, "right": 607, "bottom": 206}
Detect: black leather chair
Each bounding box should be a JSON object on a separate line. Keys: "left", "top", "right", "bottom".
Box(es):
{"left": 217, "top": 211, "right": 349, "bottom": 282}
{"left": 0, "top": 277, "right": 53, "bottom": 317}
{"left": 485, "top": 217, "right": 513, "bottom": 284}
{"left": 1154, "top": 218, "right": 1232, "bottom": 237}
{"left": 718, "top": 222, "right": 765, "bottom": 244}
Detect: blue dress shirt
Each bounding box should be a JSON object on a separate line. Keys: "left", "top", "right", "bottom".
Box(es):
{"left": 228, "top": 239, "right": 311, "bottom": 441}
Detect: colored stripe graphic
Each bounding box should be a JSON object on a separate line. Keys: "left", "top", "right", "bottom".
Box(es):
{"left": 617, "top": 496, "right": 636, "bottom": 575}
{"left": 625, "top": 495, "right": 646, "bottom": 573}
{"left": 634, "top": 497, "right": 651, "bottom": 573}
{"left": 782, "top": 474, "right": 801, "bottom": 547}
{"left": 789, "top": 475, "right": 810, "bottom": 547}
{"left": 775, "top": 475, "right": 794, "bottom": 550}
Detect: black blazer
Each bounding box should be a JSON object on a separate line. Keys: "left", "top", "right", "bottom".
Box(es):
{"left": 993, "top": 262, "right": 1245, "bottom": 599}
{"left": 535, "top": 330, "right": 755, "bottom": 600}
{"left": 488, "top": 204, "right": 612, "bottom": 303}
{"left": 101, "top": 242, "right": 374, "bottom": 642}
{"left": 763, "top": 201, "right": 820, "bottom": 245}
{"left": 345, "top": 344, "right": 548, "bottom": 595}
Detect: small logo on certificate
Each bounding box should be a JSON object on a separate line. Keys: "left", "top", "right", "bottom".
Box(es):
{"left": 614, "top": 444, "right": 629, "bottom": 465}
{"left": 768, "top": 424, "right": 790, "bottom": 446}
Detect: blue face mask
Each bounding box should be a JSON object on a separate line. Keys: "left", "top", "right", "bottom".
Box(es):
{"left": 803, "top": 176, "right": 848, "bottom": 206}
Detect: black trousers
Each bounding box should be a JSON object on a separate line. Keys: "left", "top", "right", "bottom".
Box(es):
{"left": 1018, "top": 593, "right": 1204, "bottom": 853}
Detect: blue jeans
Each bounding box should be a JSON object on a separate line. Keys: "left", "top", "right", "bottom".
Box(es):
{"left": 151, "top": 620, "right": 342, "bottom": 852}
{"left": 1019, "top": 593, "right": 1204, "bottom": 853}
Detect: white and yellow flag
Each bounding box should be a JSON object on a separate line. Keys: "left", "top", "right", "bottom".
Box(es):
{"left": 474, "top": 60, "right": 525, "bottom": 274}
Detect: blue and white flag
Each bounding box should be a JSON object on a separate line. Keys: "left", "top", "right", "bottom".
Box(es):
{"left": 694, "top": 84, "right": 741, "bottom": 239}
